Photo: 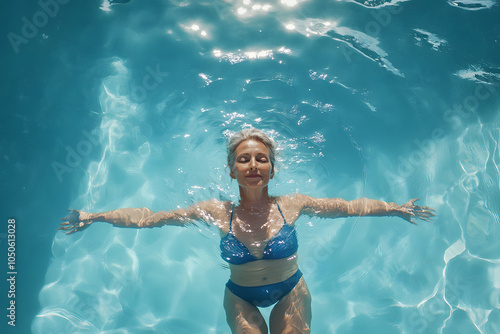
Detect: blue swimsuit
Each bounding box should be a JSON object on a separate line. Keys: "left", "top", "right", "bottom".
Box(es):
{"left": 220, "top": 199, "right": 302, "bottom": 307}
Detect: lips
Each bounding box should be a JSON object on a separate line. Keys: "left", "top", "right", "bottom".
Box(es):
{"left": 246, "top": 174, "right": 261, "bottom": 178}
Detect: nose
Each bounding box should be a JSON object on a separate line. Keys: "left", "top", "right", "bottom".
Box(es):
{"left": 249, "top": 157, "right": 257, "bottom": 170}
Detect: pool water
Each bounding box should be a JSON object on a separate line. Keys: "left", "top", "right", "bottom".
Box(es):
{"left": 2, "top": 0, "right": 500, "bottom": 333}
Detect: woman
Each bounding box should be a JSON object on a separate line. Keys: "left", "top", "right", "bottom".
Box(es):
{"left": 60, "top": 128, "right": 434, "bottom": 334}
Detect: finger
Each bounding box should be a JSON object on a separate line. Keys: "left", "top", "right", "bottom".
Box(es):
{"left": 418, "top": 214, "right": 431, "bottom": 222}
{"left": 423, "top": 212, "right": 435, "bottom": 218}
{"left": 408, "top": 210, "right": 416, "bottom": 216}
{"left": 59, "top": 222, "right": 70, "bottom": 226}
{"left": 403, "top": 216, "right": 417, "bottom": 225}
{"left": 58, "top": 224, "right": 74, "bottom": 230}
{"left": 415, "top": 206, "right": 434, "bottom": 213}
{"left": 418, "top": 206, "right": 435, "bottom": 212}
{"left": 418, "top": 211, "right": 431, "bottom": 218}
{"left": 410, "top": 198, "right": 420, "bottom": 204}
{"left": 66, "top": 229, "right": 78, "bottom": 235}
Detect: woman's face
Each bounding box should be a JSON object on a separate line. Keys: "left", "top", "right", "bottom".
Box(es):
{"left": 230, "top": 139, "right": 274, "bottom": 189}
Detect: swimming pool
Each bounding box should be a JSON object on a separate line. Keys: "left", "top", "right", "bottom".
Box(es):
{"left": 2, "top": 0, "right": 500, "bottom": 333}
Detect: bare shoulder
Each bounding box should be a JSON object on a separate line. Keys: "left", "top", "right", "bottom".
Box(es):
{"left": 274, "top": 193, "right": 314, "bottom": 225}
{"left": 276, "top": 194, "right": 349, "bottom": 219}
{"left": 195, "top": 198, "right": 232, "bottom": 221}
{"left": 275, "top": 193, "right": 314, "bottom": 211}
{"left": 197, "top": 199, "right": 234, "bottom": 234}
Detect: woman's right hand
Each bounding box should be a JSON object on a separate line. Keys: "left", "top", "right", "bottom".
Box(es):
{"left": 394, "top": 198, "right": 435, "bottom": 224}
{"left": 59, "top": 210, "right": 94, "bottom": 234}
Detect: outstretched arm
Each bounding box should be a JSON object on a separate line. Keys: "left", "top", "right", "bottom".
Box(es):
{"left": 344, "top": 197, "right": 434, "bottom": 224}
{"left": 296, "top": 194, "right": 434, "bottom": 224}
{"left": 59, "top": 199, "right": 224, "bottom": 234}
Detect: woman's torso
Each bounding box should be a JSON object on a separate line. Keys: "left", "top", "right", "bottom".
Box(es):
{"left": 218, "top": 196, "right": 300, "bottom": 286}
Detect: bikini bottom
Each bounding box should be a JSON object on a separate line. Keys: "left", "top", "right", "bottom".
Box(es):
{"left": 225, "top": 269, "right": 302, "bottom": 308}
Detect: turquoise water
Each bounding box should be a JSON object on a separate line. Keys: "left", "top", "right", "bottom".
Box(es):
{"left": 2, "top": 0, "right": 500, "bottom": 333}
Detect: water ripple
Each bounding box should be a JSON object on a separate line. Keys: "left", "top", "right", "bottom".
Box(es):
{"left": 342, "top": 0, "right": 410, "bottom": 7}
{"left": 447, "top": 0, "right": 497, "bottom": 10}
{"left": 288, "top": 19, "right": 404, "bottom": 77}
{"left": 413, "top": 29, "right": 448, "bottom": 51}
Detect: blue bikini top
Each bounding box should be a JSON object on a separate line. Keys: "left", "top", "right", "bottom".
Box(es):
{"left": 220, "top": 199, "right": 298, "bottom": 265}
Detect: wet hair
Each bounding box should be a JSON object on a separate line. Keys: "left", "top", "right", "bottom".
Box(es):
{"left": 227, "top": 128, "right": 276, "bottom": 173}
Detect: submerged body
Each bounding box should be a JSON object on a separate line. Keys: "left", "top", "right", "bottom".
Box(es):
{"left": 60, "top": 128, "right": 434, "bottom": 334}
{"left": 220, "top": 196, "right": 310, "bottom": 333}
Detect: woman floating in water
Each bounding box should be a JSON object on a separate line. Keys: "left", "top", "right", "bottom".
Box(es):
{"left": 60, "top": 128, "right": 434, "bottom": 334}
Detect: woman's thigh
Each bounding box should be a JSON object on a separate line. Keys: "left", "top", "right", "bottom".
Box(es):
{"left": 268, "top": 277, "right": 312, "bottom": 334}
{"left": 224, "top": 287, "right": 269, "bottom": 334}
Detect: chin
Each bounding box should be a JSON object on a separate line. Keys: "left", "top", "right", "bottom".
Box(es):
{"left": 247, "top": 182, "right": 269, "bottom": 188}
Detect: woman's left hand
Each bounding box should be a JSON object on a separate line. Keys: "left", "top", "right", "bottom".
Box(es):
{"left": 394, "top": 198, "right": 435, "bottom": 224}
{"left": 59, "top": 210, "right": 94, "bottom": 234}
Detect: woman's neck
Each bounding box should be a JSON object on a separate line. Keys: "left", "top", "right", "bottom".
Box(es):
{"left": 238, "top": 186, "right": 272, "bottom": 209}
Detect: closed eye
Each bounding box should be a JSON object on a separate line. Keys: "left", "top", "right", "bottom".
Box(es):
{"left": 236, "top": 154, "right": 269, "bottom": 163}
